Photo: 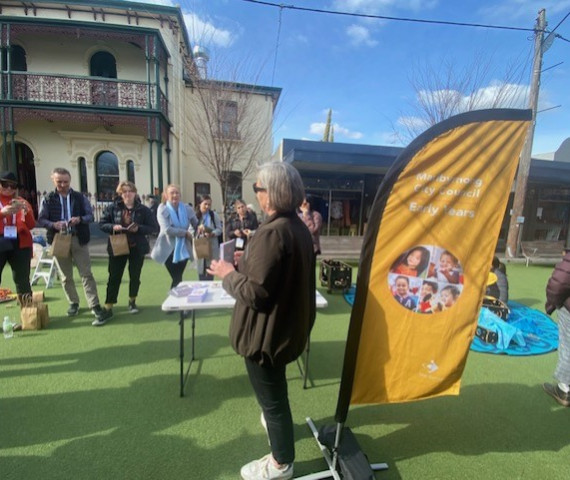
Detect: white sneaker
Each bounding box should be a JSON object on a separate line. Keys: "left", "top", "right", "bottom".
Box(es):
{"left": 240, "top": 454, "right": 293, "bottom": 480}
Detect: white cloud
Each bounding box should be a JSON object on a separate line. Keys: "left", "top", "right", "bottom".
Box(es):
{"left": 346, "top": 24, "right": 378, "bottom": 47}
{"left": 309, "top": 122, "right": 363, "bottom": 140}
{"left": 415, "top": 80, "right": 531, "bottom": 112}
{"left": 183, "top": 13, "right": 235, "bottom": 48}
{"left": 119, "top": 1, "right": 236, "bottom": 48}
{"left": 331, "top": 0, "right": 439, "bottom": 14}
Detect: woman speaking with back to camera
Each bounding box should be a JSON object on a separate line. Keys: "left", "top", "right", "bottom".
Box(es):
{"left": 207, "top": 162, "right": 316, "bottom": 480}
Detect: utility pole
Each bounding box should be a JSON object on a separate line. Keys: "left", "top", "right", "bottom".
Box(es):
{"left": 505, "top": 9, "right": 547, "bottom": 258}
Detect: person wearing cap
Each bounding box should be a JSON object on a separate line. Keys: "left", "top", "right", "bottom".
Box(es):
{"left": 0, "top": 171, "right": 36, "bottom": 304}
{"left": 544, "top": 246, "right": 570, "bottom": 407}
{"left": 37, "top": 167, "right": 111, "bottom": 326}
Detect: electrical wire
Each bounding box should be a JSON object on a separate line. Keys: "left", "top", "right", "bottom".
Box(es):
{"left": 240, "top": 0, "right": 541, "bottom": 33}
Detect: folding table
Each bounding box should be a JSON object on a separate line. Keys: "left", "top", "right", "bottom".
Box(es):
{"left": 161, "top": 281, "right": 328, "bottom": 397}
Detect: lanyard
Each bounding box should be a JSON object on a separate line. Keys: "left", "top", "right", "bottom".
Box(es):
{"left": 0, "top": 200, "right": 17, "bottom": 225}
{"left": 59, "top": 194, "right": 72, "bottom": 222}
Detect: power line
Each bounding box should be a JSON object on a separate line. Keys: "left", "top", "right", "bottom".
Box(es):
{"left": 549, "top": 10, "right": 570, "bottom": 34}
{"left": 240, "top": 0, "right": 542, "bottom": 34}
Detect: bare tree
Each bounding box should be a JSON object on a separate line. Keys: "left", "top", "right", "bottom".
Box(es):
{"left": 393, "top": 51, "right": 531, "bottom": 144}
{"left": 184, "top": 51, "right": 280, "bottom": 233}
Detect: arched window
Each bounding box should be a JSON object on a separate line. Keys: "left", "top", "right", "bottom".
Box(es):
{"left": 90, "top": 51, "right": 117, "bottom": 106}
{"left": 126, "top": 160, "right": 135, "bottom": 183}
{"left": 96, "top": 151, "right": 119, "bottom": 201}
{"left": 78, "top": 157, "right": 88, "bottom": 194}
{"left": 89, "top": 51, "right": 117, "bottom": 78}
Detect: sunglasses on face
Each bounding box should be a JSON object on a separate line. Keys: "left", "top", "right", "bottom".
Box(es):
{"left": 0, "top": 181, "right": 17, "bottom": 189}
{"left": 252, "top": 183, "right": 267, "bottom": 194}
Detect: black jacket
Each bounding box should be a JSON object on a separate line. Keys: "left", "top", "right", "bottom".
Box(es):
{"left": 545, "top": 251, "right": 570, "bottom": 314}
{"left": 99, "top": 199, "right": 157, "bottom": 256}
{"left": 222, "top": 211, "right": 316, "bottom": 366}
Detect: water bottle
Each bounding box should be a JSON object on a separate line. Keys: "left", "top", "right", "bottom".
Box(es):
{"left": 3, "top": 316, "right": 14, "bottom": 339}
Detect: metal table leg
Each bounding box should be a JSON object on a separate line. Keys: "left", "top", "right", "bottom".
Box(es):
{"left": 179, "top": 310, "right": 196, "bottom": 397}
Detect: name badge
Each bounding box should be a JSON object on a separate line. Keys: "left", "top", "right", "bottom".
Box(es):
{"left": 236, "top": 237, "right": 245, "bottom": 249}
{"left": 4, "top": 225, "right": 17, "bottom": 239}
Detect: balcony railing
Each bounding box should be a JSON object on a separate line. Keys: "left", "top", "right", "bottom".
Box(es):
{"left": 1, "top": 72, "right": 168, "bottom": 117}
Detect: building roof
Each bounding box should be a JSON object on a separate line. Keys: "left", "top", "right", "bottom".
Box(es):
{"left": 279, "top": 138, "right": 570, "bottom": 187}
{"left": 280, "top": 138, "right": 403, "bottom": 174}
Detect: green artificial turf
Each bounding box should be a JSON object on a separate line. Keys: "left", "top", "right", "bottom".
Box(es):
{"left": 1, "top": 260, "right": 569, "bottom": 479}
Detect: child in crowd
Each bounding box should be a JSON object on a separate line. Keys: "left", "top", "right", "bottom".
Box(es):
{"left": 391, "top": 246, "right": 430, "bottom": 277}
{"left": 429, "top": 250, "right": 461, "bottom": 284}
{"left": 392, "top": 275, "right": 417, "bottom": 310}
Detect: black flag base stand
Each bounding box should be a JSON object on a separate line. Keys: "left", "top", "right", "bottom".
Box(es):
{"left": 295, "top": 418, "right": 388, "bottom": 480}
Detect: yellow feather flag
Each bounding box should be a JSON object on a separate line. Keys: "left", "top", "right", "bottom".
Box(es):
{"left": 335, "top": 109, "right": 531, "bottom": 419}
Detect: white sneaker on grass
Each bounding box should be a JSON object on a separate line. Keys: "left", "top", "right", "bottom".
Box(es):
{"left": 240, "top": 453, "right": 293, "bottom": 480}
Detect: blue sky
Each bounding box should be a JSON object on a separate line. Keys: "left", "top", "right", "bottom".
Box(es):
{"left": 125, "top": 0, "right": 570, "bottom": 155}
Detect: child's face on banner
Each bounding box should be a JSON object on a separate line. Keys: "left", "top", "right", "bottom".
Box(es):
{"left": 439, "top": 253, "right": 456, "bottom": 272}
{"left": 407, "top": 250, "right": 423, "bottom": 268}
{"left": 395, "top": 278, "right": 409, "bottom": 296}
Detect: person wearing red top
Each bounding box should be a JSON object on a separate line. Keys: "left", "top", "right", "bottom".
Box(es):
{"left": 0, "top": 171, "right": 35, "bottom": 302}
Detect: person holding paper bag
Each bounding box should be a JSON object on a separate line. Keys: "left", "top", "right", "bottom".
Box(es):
{"left": 151, "top": 184, "right": 198, "bottom": 288}
{"left": 225, "top": 198, "right": 258, "bottom": 251}
{"left": 38, "top": 168, "right": 111, "bottom": 325}
{"left": 194, "top": 194, "right": 222, "bottom": 281}
{"left": 99, "top": 181, "right": 157, "bottom": 317}
{"left": 208, "top": 162, "right": 316, "bottom": 480}
{"left": 0, "top": 171, "right": 35, "bottom": 305}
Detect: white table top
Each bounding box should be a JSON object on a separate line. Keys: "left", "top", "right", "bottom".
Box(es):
{"left": 161, "top": 280, "right": 328, "bottom": 312}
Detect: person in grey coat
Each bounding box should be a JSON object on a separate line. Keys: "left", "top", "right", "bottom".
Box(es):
{"left": 150, "top": 184, "right": 198, "bottom": 288}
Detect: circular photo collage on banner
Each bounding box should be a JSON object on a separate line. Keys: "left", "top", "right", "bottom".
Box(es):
{"left": 388, "top": 245, "right": 464, "bottom": 314}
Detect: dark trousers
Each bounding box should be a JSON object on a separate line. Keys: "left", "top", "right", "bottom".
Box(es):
{"left": 165, "top": 252, "right": 188, "bottom": 288}
{"left": 105, "top": 248, "right": 145, "bottom": 304}
{"left": 0, "top": 246, "right": 32, "bottom": 294}
{"left": 245, "top": 357, "right": 295, "bottom": 464}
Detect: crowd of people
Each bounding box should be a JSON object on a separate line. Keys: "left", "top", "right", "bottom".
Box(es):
{"left": 5, "top": 161, "right": 570, "bottom": 478}
{"left": 1, "top": 163, "right": 320, "bottom": 480}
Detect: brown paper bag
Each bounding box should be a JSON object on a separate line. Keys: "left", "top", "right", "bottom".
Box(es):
{"left": 21, "top": 304, "right": 41, "bottom": 330}
{"left": 37, "top": 303, "right": 50, "bottom": 329}
{"left": 110, "top": 232, "right": 130, "bottom": 256}
{"left": 32, "top": 291, "right": 45, "bottom": 303}
{"left": 51, "top": 232, "right": 71, "bottom": 258}
{"left": 194, "top": 237, "right": 212, "bottom": 259}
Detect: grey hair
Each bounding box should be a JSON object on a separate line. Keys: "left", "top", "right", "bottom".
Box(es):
{"left": 51, "top": 167, "right": 71, "bottom": 177}
{"left": 257, "top": 162, "right": 305, "bottom": 213}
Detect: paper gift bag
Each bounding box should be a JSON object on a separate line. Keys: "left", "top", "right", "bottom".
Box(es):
{"left": 194, "top": 236, "right": 212, "bottom": 259}
{"left": 32, "top": 291, "right": 45, "bottom": 303}
{"left": 37, "top": 302, "right": 50, "bottom": 329}
{"left": 20, "top": 300, "right": 49, "bottom": 330}
{"left": 21, "top": 304, "right": 41, "bottom": 330}
{"left": 110, "top": 232, "right": 129, "bottom": 256}
{"left": 51, "top": 232, "right": 71, "bottom": 258}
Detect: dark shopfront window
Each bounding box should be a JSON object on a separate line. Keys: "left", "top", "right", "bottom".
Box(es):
{"left": 525, "top": 186, "right": 570, "bottom": 242}
{"left": 302, "top": 173, "right": 381, "bottom": 236}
